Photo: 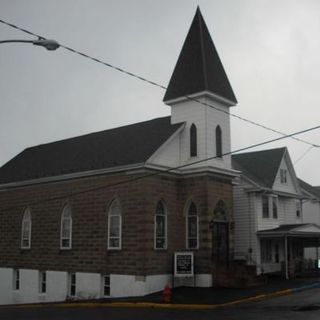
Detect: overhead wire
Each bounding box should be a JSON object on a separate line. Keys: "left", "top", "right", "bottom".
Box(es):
{"left": 1, "top": 124, "right": 319, "bottom": 213}
{"left": 0, "top": 18, "right": 319, "bottom": 148}
{"left": 294, "top": 145, "right": 314, "bottom": 165}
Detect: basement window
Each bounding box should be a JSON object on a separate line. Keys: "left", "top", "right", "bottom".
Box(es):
{"left": 102, "top": 275, "right": 110, "bottom": 297}
{"left": 39, "top": 271, "right": 46, "bottom": 294}
{"left": 68, "top": 273, "right": 76, "bottom": 297}
{"left": 13, "top": 269, "right": 20, "bottom": 291}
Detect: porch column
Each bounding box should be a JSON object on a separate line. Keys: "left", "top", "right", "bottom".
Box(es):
{"left": 284, "top": 236, "right": 288, "bottom": 280}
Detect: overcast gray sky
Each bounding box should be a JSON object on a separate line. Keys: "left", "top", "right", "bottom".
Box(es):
{"left": 0, "top": 0, "right": 319, "bottom": 185}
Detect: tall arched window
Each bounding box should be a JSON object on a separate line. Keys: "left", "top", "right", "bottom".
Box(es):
{"left": 190, "top": 124, "right": 197, "bottom": 157}
{"left": 216, "top": 125, "right": 222, "bottom": 158}
{"left": 108, "top": 199, "right": 122, "bottom": 250}
{"left": 60, "top": 205, "right": 72, "bottom": 249}
{"left": 186, "top": 202, "right": 198, "bottom": 249}
{"left": 154, "top": 201, "right": 167, "bottom": 249}
{"left": 21, "top": 208, "right": 32, "bottom": 249}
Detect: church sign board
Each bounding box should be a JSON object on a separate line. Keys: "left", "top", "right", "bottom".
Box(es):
{"left": 174, "top": 252, "right": 194, "bottom": 277}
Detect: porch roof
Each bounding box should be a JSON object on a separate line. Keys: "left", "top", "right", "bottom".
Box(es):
{"left": 257, "top": 224, "right": 320, "bottom": 238}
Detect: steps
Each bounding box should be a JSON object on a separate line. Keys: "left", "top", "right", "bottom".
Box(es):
{"left": 213, "top": 261, "right": 268, "bottom": 288}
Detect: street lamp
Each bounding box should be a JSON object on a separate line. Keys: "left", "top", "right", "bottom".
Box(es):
{"left": 0, "top": 38, "right": 60, "bottom": 51}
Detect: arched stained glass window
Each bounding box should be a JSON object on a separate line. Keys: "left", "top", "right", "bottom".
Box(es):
{"left": 60, "top": 205, "right": 72, "bottom": 249}
{"left": 21, "top": 208, "right": 31, "bottom": 249}
{"left": 154, "top": 201, "right": 167, "bottom": 249}
{"left": 108, "top": 199, "right": 122, "bottom": 250}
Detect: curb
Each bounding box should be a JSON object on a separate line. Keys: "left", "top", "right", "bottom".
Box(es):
{"left": 2, "top": 282, "right": 320, "bottom": 310}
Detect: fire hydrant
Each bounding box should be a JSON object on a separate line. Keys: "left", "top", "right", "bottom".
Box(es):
{"left": 163, "top": 284, "right": 172, "bottom": 303}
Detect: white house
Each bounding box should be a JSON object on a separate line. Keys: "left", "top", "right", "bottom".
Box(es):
{"left": 232, "top": 147, "right": 320, "bottom": 278}
{"left": 298, "top": 179, "right": 320, "bottom": 262}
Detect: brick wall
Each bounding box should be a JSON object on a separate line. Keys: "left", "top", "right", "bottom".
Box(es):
{"left": 0, "top": 170, "right": 233, "bottom": 277}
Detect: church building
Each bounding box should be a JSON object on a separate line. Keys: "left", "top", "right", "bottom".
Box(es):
{"left": 0, "top": 8, "right": 238, "bottom": 304}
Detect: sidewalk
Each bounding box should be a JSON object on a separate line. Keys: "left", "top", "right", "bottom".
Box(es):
{"left": 110, "top": 276, "right": 320, "bottom": 306}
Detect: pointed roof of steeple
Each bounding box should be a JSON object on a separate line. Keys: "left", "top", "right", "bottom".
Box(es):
{"left": 163, "top": 7, "right": 237, "bottom": 105}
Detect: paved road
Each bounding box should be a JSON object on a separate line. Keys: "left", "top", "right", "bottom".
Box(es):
{"left": 1, "top": 288, "right": 320, "bottom": 320}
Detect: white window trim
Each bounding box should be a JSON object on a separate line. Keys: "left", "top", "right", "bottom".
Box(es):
{"left": 296, "top": 200, "right": 302, "bottom": 219}
{"left": 186, "top": 203, "right": 199, "bottom": 250}
{"left": 21, "top": 208, "right": 32, "bottom": 249}
{"left": 39, "top": 271, "right": 46, "bottom": 294}
{"left": 13, "top": 269, "right": 20, "bottom": 291}
{"left": 154, "top": 201, "right": 168, "bottom": 250}
{"left": 101, "top": 275, "right": 110, "bottom": 297}
{"left": 271, "top": 196, "right": 278, "bottom": 219}
{"left": 68, "top": 272, "right": 76, "bottom": 297}
{"left": 262, "top": 195, "right": 278, "bottom": 219}
{"left": 280, "top": 169, "right": 287, "bottom": 184}
{"left": 60, "top": 205, "right": 72, "bottom": 250}
{"left": 262, "top": 195, "right": 270, "bottom": 219}
{"left": 107, "top": 200, "right": 122, "bottom": 250}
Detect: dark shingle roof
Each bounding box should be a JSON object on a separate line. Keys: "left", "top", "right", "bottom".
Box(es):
{"left": 232, "top": 148, "right": 286, "bottom": 188}
{"left": 163, "top": 7, "right": 237, "bottom": 104}
{"left": 298, "top": 178, "right": 320, "bottom": 199}
{"left": 0, "top": 117, "right": 183, "bottom": 184}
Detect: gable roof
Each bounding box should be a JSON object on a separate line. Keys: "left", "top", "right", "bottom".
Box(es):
{"left": 0, "top": 117, "right": 183, "bottom": 184}
{"left": 163, "top": 7, "right": 237, "bottom": 104}
{"left": 298, "top": 178, "right": 320, "bottom": 200}
{"left": 232, "top": 147, "right": 286, "bottom": 188}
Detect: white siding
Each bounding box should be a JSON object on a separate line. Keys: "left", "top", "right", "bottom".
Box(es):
{"left": 76, "top": 272, "right": 101, "bottom": 299}
{"left": 273, "top": 156, "right": 298, "bottom": 194}
{"left": 302, "top": 199, "right": 320, "bottom": 260}
{"left": 233, "top": 180, "right": 252, "bottom": 257}
{"left": 165, "top": 96, "right": 232, "bottom": 171}
{"left": 233, "top": 178, "right": 259, "bottom": 266}
{"left": 303, "top": 200, "right": 320, "bottom": 225}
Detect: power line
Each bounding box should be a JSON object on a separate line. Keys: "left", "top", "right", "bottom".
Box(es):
{"left": 2, "top": 124, "right": 319, "bottom": 213}
{"left": 0, "top": 18, "right": 318, "bottom": 148}
{"left": 294, "top": 145, "right": 314, "bottom": 165}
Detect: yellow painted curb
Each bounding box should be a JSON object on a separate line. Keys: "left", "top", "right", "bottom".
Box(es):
{"left": 0, "top": 288, "right": 296, "bottom": 310}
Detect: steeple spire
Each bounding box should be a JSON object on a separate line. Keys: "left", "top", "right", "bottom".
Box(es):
{"left": 163, "top": 7, "right": 237, "bottom": 105}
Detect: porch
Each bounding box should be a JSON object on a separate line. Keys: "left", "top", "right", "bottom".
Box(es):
{"left": 257, "top": 224, "right": 320, "bottom": 279}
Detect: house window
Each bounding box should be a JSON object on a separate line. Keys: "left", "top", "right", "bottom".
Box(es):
{"left": 21, "top": 208, "right": 32, "bottom": 249}
{"left": 272, "top": 197, "right": 278, "bottom": 219}
{"left": 102, "top": 275, "right": 110, "bottom": 297}
{"left": 39, "top": 271, "right": 46, "bottom": 294}
{"left": 262, "top": 195, "right": 269, "bottom": 218}
{"left": 13, "top": 269, "right": 20, "bottom": 290}
{"left": 108, "top": 199, "right": 122, "bottom": 250}
{"left": 60, "top": 205, "right": 72, "bottom": 249}
{"left": 154, "top": 201, "right": 167, "bottom": 249}
{"left": 280, "top": 169, "right": 287, "bottom": 184}
{"left": 296, "top": 201, "right": 301, "bottom": 218}
{"left": 261, "top": 240, "right": 272, "bottom": 263}
{"left": 190, "top": 124, "right": 197, "bottom": 157}
{"left": 187, "top": 202, "right": 198, "bottom": 249}
{"left": 216, "top": 125, "right": 222, "bottom": 158}
{"left": 68, "top": 273, "right": 76, "bottom": 297}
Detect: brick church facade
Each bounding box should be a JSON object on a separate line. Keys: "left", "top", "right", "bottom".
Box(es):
{"left": 0, "top": 8, "right": 238, "bottom": 304}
